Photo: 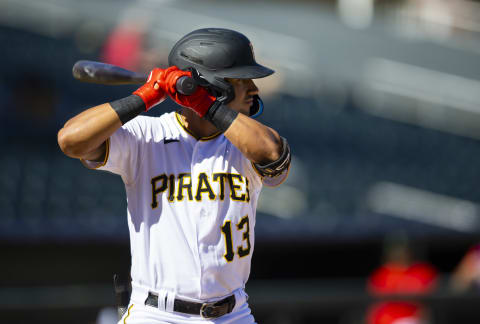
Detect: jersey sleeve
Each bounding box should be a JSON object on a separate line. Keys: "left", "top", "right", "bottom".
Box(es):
{"left": 81, "top": 117, "right": 151, "bottom": 185}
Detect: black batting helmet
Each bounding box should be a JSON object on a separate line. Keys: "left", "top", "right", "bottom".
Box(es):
{"left": 168, "top": 28, "right": 274, "bottom": 106}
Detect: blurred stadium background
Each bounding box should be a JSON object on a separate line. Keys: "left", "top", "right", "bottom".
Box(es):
{"left": 2, "top": 0, "right": 480, "bottom": 323}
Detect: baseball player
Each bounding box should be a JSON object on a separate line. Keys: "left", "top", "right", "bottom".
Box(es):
{"left": 58, "top": 28, "right": 291, "bottom": 323}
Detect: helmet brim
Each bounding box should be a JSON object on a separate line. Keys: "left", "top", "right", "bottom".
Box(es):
{"left": 215, "top": 63, "right": 274, "bottom": 80}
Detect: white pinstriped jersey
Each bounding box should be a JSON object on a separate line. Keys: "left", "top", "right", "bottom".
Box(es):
{"left": 83, "top": 111, "right": 288, "bottom": 301}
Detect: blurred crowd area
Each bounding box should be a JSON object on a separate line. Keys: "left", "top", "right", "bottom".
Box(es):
{"left": 2, "top": 0, "right": 480, "bottom": 323}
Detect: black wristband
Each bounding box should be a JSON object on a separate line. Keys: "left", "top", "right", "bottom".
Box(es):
{"left": 110, "top": 95, "right": 145, "bottom": 125}
{"left": 204, "top": 101, "right": 239, "bottom": 133}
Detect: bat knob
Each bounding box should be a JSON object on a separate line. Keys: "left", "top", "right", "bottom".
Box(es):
{"left": 176, "top": 76, "right": 197, "bottom": 95}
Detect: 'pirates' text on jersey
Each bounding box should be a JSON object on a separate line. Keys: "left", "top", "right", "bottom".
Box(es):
{"left": 82, "top": 111, "right": 287, "bottom": 301}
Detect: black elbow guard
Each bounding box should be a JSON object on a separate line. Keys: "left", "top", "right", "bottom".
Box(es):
{"left": 254, "top": 137, "right": 291, "bottom": 177}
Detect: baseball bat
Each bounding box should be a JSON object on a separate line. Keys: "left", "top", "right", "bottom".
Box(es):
{"left": 72, "top": 60, "right": 197, "bottom": 95}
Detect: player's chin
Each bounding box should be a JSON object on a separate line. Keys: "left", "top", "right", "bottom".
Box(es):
{"left": 240, "top": 103, "right": 253, "bottom": 115}
{"left": 231, "top": 103, "right": 251, "bottom": 115}
{"left": 229, "top": 100, "right": 252, "bottom": 115}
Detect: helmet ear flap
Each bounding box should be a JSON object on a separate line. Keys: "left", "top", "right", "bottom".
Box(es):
{"left": 189, "top": 68, "right": 210, "bottom": 87}
{"left": 211, "top": 77, "right": 235, "bottom": 104}
{"left": 189, "top": 68, "right": 235, "bottom": 104}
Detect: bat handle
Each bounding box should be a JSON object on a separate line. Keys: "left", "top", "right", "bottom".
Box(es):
{"left": 176, "top": 76, "right": 197, "bottom": 95}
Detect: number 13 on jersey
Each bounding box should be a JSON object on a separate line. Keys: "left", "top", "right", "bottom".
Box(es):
{"left": 221, "top": 215, "right": 251, "bottom": 262}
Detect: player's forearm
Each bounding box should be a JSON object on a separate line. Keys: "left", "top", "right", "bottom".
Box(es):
{"left": 58, "top": 103, "right": 121, "bottom": 159}
{"left": 58, "top": 72, "right": 163, "bottom": 160}
{"left": 224, "top": 113, "right": 282, "bottom": 164}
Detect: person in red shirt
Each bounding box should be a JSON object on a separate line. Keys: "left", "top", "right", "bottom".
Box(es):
{"left": 100, "top": 20, "right": 145, "bottom": 72}
{"left": 366, "top": 235, "right": 438, "bottom": 324}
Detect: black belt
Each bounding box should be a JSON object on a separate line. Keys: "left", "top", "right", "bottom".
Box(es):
{"left": 145, "top": 292, "right": 235, "bottom": 319}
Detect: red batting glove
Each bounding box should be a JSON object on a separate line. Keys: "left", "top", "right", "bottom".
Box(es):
{"left": 159, "top": 66, "right": 216, "bottom": 117}
{"left": 133, "top": 68, "right": 167, "bottom": 111}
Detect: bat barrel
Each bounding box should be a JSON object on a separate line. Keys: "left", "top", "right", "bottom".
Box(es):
{"left": 72, "top": 60, "right": 198, "bottom": 95}
{"left": 72, "top": 60, "right": 147, "bottom": 85}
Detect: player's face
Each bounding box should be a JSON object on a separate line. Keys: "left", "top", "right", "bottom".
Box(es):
{"left": 226, "top": 78, "right": 259, "bottom": 115}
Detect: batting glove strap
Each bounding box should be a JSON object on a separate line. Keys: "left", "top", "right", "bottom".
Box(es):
{"left": 110, "top": 95, "right": 146, "bottom": 125}
{"left": 204, "top": 101, "right": 239, "bottom": 133}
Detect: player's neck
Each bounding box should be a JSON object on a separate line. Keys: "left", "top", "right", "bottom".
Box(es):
{"left": 179, "top": 108, "right": 219, "bottom": 139}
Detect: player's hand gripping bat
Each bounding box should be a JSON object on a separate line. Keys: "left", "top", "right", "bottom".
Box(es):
{"left": 72, "top": 60, "right": 197, "bottom": 95}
